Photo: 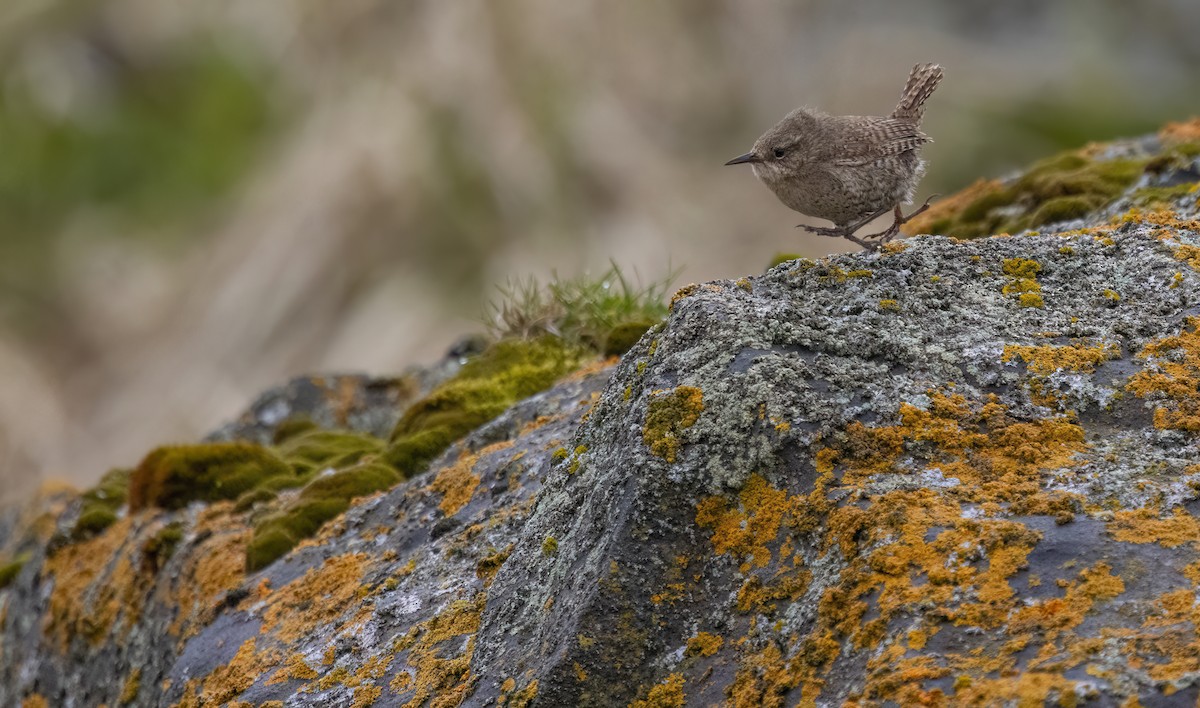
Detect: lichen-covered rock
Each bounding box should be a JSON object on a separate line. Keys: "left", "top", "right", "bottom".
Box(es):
{"left": 3, "top": 121, "right": 1200, "bottom": 707}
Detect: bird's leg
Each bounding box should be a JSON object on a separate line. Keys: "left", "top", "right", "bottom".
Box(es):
{"left": 859, "top": 194, "right": 940, "bottom": 244}
{"left": 798, "top": 206, "right": 892, "bottom": 250}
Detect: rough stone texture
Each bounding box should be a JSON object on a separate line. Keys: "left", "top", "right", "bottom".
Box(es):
{"left": 3, "top": 121, "right": 1200, "bottom": 707}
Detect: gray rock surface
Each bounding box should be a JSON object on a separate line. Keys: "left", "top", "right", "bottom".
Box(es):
{"left": 3, "top": 127, "right": 1200, "bottom": 707}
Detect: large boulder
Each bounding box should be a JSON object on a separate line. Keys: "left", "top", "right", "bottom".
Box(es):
{"left": 3, "top": 119, "right": 1200, "bottom": 707}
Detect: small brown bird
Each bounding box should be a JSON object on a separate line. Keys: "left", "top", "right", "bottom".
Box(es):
{"left": 726, "top": 63, "right": 944, "bottom": 250}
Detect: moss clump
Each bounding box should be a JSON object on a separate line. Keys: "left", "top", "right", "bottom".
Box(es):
{"left": 602, "top": 319, "right": 659, "bottom": 357}
{"left": 643, "top": 386, "right": 705, "bottom": 463}
{"left": 542, "top": 536, "right": 559, "bottom": 555}
{"left": 71, "top": 468, "right": 131, "bottom": 540}
{"left": 906, "top": 150, "right": 1148, "bottom": 238}
{"left": 1131, "top": 183, "right": 1198, "bottom": 207}
{"left": 0, "top": 553, "right": 30, "bottom": 589}
{"left": 768, "top": 253, "right": 803, "bottom": 269}
{"left": 384, "top": 338, "right": 587, "bottom": 476}
{"left": 142, "top": 523, "right": 184, "bottom": 571}
{"left": 129, "top": 442, "right": 294, "bottom": 511}
{"left": 246, "top": 462, "right": 401, "bottom": 571}
{"left": 275, "top": 428, "right": 385, "bottom": 476}
{"left": 271, "top": 417, "right": 319, "bottom": 444}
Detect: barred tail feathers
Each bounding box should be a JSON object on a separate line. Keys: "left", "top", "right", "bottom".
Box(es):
{"left": 891, "top": 63, "right": 943, "bottom": 124}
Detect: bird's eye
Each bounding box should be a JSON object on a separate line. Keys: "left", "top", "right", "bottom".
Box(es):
{"left": 773, "top": 147, "right": 786, "bottom": 159}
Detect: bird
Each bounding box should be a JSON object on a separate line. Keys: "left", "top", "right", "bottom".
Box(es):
{"left": 725, "top": 63, "right": 944, "bottom": 250}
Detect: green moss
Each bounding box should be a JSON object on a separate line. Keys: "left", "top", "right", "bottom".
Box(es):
{"left": 72, "top": 508, "right": 119, "bottom": 540}
{"left": 551, "top": 447, "right": 569, "bottom": 463}
{"left": 129, "top": 442, "right": 293, "bottom": 511}
{"left": 384, "top": 338, "right": 588, "bottom": 476}
{"left": 142, "top": 523, "right": 184, "bottom": 569}
{"left": 1131, "top": 183, "right": 1198, "bottom": 207}
{"left": 271, "top": 417, "right": 319, "bottom": 444}
{"left": 933, "top": 150, "right": 1149, "bottom": 238}
{"left": 245, "top": 462, "right": 401, "bottom": 571}
{"left": 1027, "top": 195, "right": 1102, "bottom": 226}
{"left": 275, "top": 429, "right": 384, "bottom": 475}
{"left": 643, "top": 386, "right": 705, "bottom": 463}
{"left": 542, "top": 536, "right": 559, "bottom": 555}
{"left": 0, "top": 553, "right": 30, "bottom": 589}
{"left": 768, "top": 253, "right": 803, "bottom": 269}
{"left": 71, "top": 467, "right": 131, "bottom": 539}
{"left": 602, "top": 319, "right": 658, "bottom": 357}
{"left": 234, "top": 487, "right": 279, "bottom": 512}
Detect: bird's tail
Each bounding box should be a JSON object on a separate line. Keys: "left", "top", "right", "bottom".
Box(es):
{"left": 891, "top": 63, "right": 944, "bottom": 124}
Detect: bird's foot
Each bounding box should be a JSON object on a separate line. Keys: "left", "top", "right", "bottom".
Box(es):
{"left": 798, "top": 224, "right": 849, "bottom": 239}
{"left": 897, "top": 194, "right": 938, "bottom": 227}
{"left": 856, "top": 195, "right": 941, "bottom": 245}
{"left": 798, "top": 223, "right": 882, "bottom": 251}
{"left": 799, "top": 205, "right": 892, "bottom": 251}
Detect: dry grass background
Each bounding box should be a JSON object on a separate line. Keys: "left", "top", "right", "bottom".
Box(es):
{"left": 1, "top": 0, "right": 1198, "bottom": 499}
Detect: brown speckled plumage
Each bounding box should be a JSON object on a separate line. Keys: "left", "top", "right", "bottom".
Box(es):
{"left": 727, "top": 63, "right": 944, "bottom": 249}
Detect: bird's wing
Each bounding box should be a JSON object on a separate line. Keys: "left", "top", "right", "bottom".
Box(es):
{"left": 830, "top": 117, "right": 930, "bottom": 167}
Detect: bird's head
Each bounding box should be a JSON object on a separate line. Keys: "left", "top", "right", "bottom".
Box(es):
{"left": 725, "top": 107, "right": 817, "bottom": 187}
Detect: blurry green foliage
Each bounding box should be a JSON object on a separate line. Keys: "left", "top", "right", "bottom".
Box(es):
{"left": 0, "top": 45, "right": 275, "bottom": 230}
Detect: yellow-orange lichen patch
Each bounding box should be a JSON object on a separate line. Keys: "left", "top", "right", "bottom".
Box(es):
{"left": 727, "top": 643, "right": 806, "bottom": 708}
{"left": 393, "top": 596, "right": 483, "bottom": 708}
{"left": 353, "top": 684, "right": 383, "bottom": 707}
{"left": 1108, "top": 507, "right": 1200, "bottom": 549}
{"left": 1126, "top": 317, "right": 1200, "bottom": 432}
{"left": 21, "top": 696, "right": 49, "bottom": 708}
{"left": 260, "top": 552, "right": 371, "bottom": 644}
{"left": 43, "top": 517, "right": 136, "bottom": 649}
{"left": 1002, "top": 342, "right": 1121, "bottom": 376}
{"left": 430, "top": 453, "right": 482, "bottom": 517}
{"left": 170, "top": 527, "right": 250, "bottom": 638}
{"left": 685, "top": 631, "right": 724, "bottom": 657}
{"left": 630, "top": 672, "right": 685, "bottom": 708}
{"left": 1008, "top": 562, "right": 1124, "bottom": 641}
{"left": 948, "top": 671, "right": 1080, "bottom": 707}
{"left": 267, "top": 653, "right": 319, "bottom": 685}
{"left": 198, "top": 638, "right": 281, "bottom": 706}
{"left": 902, "top": 178, "right": 1005, "bottom": 236}
{"left": 695, "top": 474, "right": 790, "bottom": 570}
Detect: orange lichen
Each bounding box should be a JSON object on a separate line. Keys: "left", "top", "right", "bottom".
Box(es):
{"left": 695, "top": 474, "right": 789, "bottom": 570}
{"left": 1126, "top": 318, "right": 1200, "bottom": 431}
{"left": 1108, "top": 507, "right": 1200, "bottom": 548}
{"left": 170, "top": 522, "right": 249, "bottom": 638}
{"left": 42, "top": 517, "right": 135, "bottom": 649}
{"left": 630, "top": 673, "right": 685, "bottom": 708}
{"left": 393, "top": 596, "right": 483, "bottom": 708}
{"left": 1002, "top": 342, "right": 1120, "bottom": 376}
{"left": 643, "top": 386, "right": 704, "bottom": 463}
{"left": 260, "top": 553, "right": 371, "bottom": 644}
{"left": 353, "top": 685, "right": 383, "bottom": 707}
{"left": 430, "top": 453, "right": 482, "bottom": 517}
{"left": 22, "top": 696, "right": 49, "bottom": 708}
{"left": 685, "top": 631, "right": 724, "bottom": 657}
{"left": 267, "top": 653, "right": 319, "bottom": 685}
{"left": 198, "top": 638, "right": 280, "bottom": 705}
{"left": 120, "top": 667, "right": 142, "bottom": 705}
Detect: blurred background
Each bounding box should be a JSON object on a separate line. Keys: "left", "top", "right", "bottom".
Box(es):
{"left": 1, "top": 0, "right": 1198, "bottom": 500}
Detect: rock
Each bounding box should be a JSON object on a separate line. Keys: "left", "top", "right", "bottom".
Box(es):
{"left": 3, "top": 120, "right": 1200, "bottom": 707}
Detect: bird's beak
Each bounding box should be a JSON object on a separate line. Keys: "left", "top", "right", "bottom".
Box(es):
{"left": 724, "top": 152, "right": 758, "bottom": 166}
